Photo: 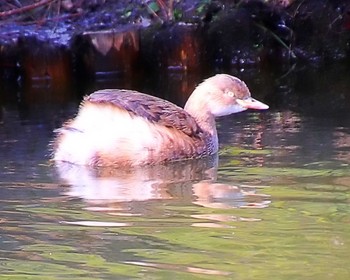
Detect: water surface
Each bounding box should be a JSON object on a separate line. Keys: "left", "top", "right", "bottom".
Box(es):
{"left": 0, "top": 68, "right": 349, "bottom": 279}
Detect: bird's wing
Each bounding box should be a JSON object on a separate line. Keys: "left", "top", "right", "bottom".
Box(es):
{"left": 84, "top": 89, "right": 203, "bottom": 138}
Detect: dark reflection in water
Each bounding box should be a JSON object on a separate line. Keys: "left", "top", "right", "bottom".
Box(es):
{"left": 2, "top": 62, "right": 350, "bottom": 127}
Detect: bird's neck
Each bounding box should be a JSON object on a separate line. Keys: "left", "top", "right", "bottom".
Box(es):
{"left": 184, "top": 101, "right": 219, "bottom": 153}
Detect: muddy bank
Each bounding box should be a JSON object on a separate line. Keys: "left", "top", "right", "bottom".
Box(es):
{"left": 0, "top": 0, "right": 350, "bottom": 87}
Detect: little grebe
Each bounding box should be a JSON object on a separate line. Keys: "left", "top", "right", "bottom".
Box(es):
{"left": 53, "top": 74, "right": 268, "bottom": 166}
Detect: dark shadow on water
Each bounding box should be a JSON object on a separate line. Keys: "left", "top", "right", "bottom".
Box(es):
{"left": 3, "top": 62, "right": 350, "bottom": 122}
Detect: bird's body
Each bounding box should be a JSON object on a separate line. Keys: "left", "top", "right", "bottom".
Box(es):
{"left": 53, "top": 74, "right": 268, "bottom": 166}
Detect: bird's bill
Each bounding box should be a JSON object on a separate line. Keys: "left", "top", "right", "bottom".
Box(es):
{"left": 236, "top": 97, "right": 269, "bottom": 110}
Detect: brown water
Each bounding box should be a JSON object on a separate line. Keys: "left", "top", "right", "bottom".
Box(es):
{"left": 0, "top": 66, "right": 349, "bottom": 279}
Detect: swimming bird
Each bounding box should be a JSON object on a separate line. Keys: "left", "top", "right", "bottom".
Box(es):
{"left": 53, "top": 74, "right": 268, "bottom": 166}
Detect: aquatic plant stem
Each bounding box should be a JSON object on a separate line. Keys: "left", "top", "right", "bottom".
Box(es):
{"left": 255, "top": 22, "right": 296, "bottom": 59}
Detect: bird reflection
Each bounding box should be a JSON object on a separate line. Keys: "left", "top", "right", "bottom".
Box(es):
{"left": 55, "top": 155, "right": 270, "bottom": 213}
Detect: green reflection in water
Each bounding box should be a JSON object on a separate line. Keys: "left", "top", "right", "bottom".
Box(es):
{"left": 1, "top": 260, "right": 86, "bottom": 279}
{"left": 1, "top": 170, "right": 350, "bottom": 280}
{"left": 1, "top": 163, "right": 350, "bottom": 279}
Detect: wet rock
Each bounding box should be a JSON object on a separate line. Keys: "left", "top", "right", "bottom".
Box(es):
{"left": 72, "top": 27, "right": 140, "bottom": 80}
{"left": 0, "top": 0, "right": 350, "bottom": 87}
{"left": 141, "top": 23, "right": 204, "bottom": 72}
{"left": 17, "top": 36, "right": 73, "bottom": 90}
{"left": 286, "top": 0, "right": 350, "bottom": 63}
{"left": 0, "top": 43, "right": 18, "bottom": 83}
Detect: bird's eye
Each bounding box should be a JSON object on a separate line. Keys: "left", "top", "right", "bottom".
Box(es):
{"left": 226, "top": 91, "right": 235, "bottom": 98}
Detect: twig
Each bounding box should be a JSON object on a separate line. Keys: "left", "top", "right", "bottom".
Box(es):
{"left": 144, "top": 0, "right": 163, "bottom": 23}
{"left": 0, "top": 0, "right": 54, "bottom": 18}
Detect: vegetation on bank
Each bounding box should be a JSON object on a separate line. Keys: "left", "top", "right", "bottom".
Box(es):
{"left": 0, "top": 0, "right": 349, "bottom": 82}
{"left": 0, "top": 1, "right": 293, "bottom": 24}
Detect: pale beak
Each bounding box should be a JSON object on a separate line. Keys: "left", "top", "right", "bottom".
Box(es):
{"left": 236, "top": 97, "right": 269, "bottom": 110}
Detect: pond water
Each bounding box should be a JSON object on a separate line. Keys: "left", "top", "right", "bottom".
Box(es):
{"left": 0, "top": 65, "right": 349, "bottom": 279}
